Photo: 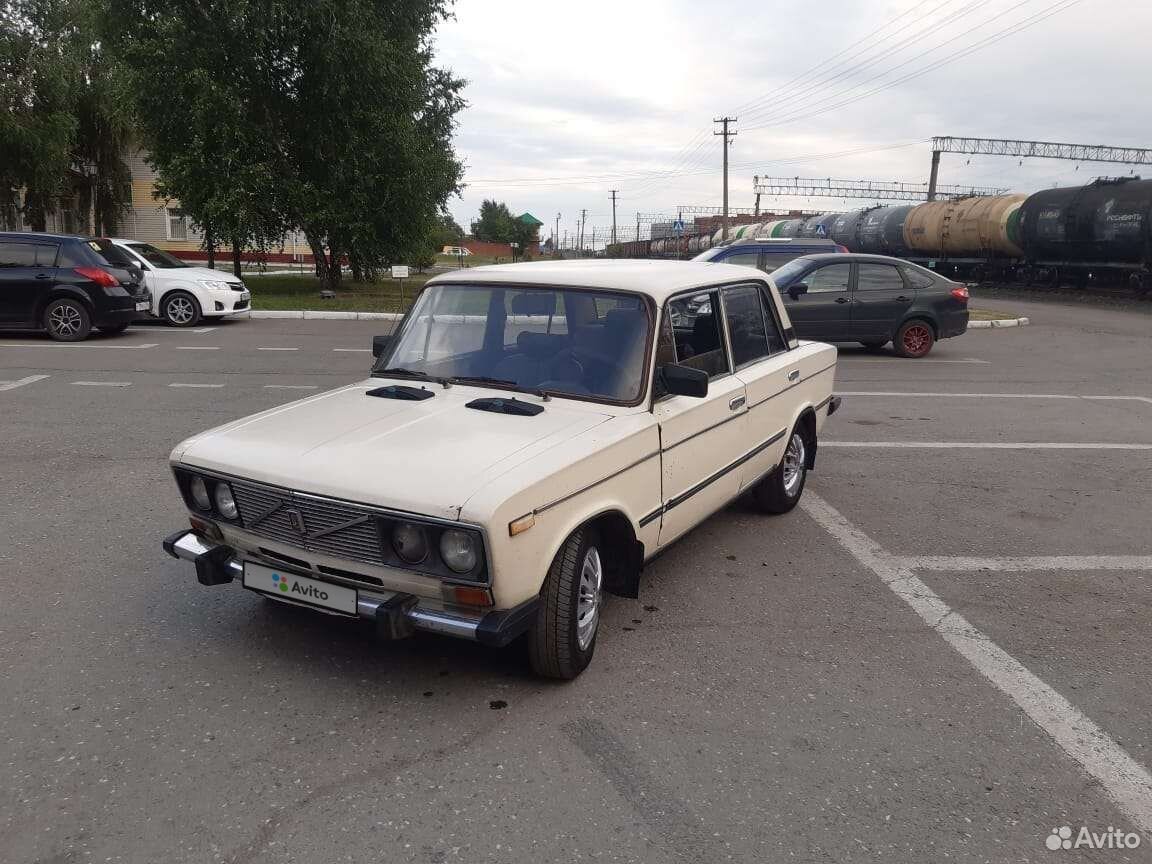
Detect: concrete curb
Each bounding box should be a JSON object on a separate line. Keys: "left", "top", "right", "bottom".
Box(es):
{"left": 969, "top": 317, "right": 1029, "bottom": 329}
{"left": 243, "top": 310, "right": 404, "bottom": 321}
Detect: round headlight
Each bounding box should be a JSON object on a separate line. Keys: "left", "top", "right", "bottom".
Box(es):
{"left": 439, "top": 529, "right": 479, "bottom": 573}
{"left": 392, "top": 523, "right": 429, "bottom": 564}
{"left": 189, "top": 476, "right": 211, "bottom": 510}
{"left": 213, "top": 482, "right": 238, "bottom": 520}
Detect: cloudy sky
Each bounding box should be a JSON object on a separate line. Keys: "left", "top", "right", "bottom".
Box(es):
{"left": 433, "top": 0, "right": 1149, "bottom": 245}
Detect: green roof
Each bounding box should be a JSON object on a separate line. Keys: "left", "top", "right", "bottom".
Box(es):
{"left": 517, "top": 212, "right": 544, "bottom": 226}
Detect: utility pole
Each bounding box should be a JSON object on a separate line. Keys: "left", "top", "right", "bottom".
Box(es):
{"left": 927, "top": 149, "right": 941, "bottom": 202}
{"left": 714, "top": 117, "right": 737, "bottom": 240}
{"left": 753, "top": 174, "right": 761, "bottom": 218}
{"left": 554, "top": 212, "right": 561, "bottom": 257}
{"left": 578, "top": 209, "right": 587, "bottom": 256}
{"left": 610, "top": 191, "right": 619, "bottom": 245}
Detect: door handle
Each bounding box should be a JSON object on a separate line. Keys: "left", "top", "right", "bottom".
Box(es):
{"left": 787, "top": 369, "right": 800, "bottom": 382}
{"left": 729, "top": 396, "right": 746, "bottom": 411}
{"left": 895, "top": 295, "right": 911, "bottom": 302}
{"left": 834, "top": 296, "right": 849, "bottom": 304}
{"left": 35, "top": 273, "right": 52, "bottom": 280}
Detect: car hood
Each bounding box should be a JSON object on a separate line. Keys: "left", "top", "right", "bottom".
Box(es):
{"left": 173, "top": 379, "right": 614, "bottom": 521}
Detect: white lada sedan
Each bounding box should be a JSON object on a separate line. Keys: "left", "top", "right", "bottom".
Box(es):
{"left": 163, "top": 261, "right": 841, "bottom": 678}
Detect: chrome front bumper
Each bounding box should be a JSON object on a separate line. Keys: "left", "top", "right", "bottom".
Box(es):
{"left": 162, "top": 530, "right": 536, "bottom": 646}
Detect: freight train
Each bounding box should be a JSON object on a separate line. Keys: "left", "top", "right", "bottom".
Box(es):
{"left": 606, "top": 177, "right": 1152, "bottom": 292}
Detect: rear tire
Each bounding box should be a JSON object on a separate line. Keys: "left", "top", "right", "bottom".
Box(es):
{"left": 527, "top": 527, "right": 603, "bottom": 679}
{"left": 43, "top": 298, "right": 91, "bottom": 341}
{"left": 161, "top": 291, "right": 201, "bottom": 327}
{"left": 893, "top": 319, "right": 935, "bottom": 358}
{"left": 751, "top": 426, "right": 809, "bottom": 514}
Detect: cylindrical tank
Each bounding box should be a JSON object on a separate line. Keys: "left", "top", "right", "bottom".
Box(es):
{"left": 1017, "top": 178, "right": 1152, "bottom": 263}
{"left": 797, "top": 212, "right": 839, "bottom": 239}
{"left": 855, "top": 205, "right": 913, "bottom": 256}
{"left": 829, "top": 208, "right": 876, "bottom": 249}
{"left": 712, "top": 228, "right": 726, "bottom": 246}
{"left": 772, "top": 218, "right": 806, "bottom": 237}
{"left": 904, "top": 194, "right": 1027, "bottom": 258}
{"left": 755, "top": 220, "right": 782, "bottom": 237}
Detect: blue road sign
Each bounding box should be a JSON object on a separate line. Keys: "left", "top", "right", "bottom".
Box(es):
{"left": 672, "top": 219, "right": 685, "bottom": 236}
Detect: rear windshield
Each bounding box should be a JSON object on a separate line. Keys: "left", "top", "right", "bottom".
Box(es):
{"left": 127, "top": 242, "right": 190, "bottom": 268}
{"left": 89, "top": 239, "right": 136, "bottom": 268}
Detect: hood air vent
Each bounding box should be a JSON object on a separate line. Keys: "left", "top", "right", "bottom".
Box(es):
{"left": 465, "top": 397, "right": 543, "bottom": 416}
{"left": 366, "top": 385, "right": 434, "bottom": 401}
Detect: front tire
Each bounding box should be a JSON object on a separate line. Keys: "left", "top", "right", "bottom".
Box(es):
{"left": 527, "top": 527, "right": 603, "bottom": 679}
{"left": 161, "top": 291, "right": 202, "bottom": 327}
{"left": 751, "top": 427, "right": 809, "bottom": 514}
{"left": 44, "top": 298, "right": 91, "bottom": 341}
{"left": 893, "top": 319, "right": 935, "bottom": 358}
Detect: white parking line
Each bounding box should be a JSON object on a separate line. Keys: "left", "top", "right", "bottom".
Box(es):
{"left": 72, "top": 381, "right": 132, "bottom": 387}
{"left": 840, "top": 358, "right": 992, "bottom": 365}
{"left": 893, "top": 555, "right": 1152, "bottom": 572}
{"left": 257, "top": 347, "right": 299, "bottom": 351}
{"left": 838, "top": 391, "right": 1152, "bottom": 405}
{"left": 332, "top": 348, "right": 371, "bottom": 353}
{"left": 0, "top": 342, "right": 158, "bottom": 350}
{"left": 801, "top": 491, "right": 1152, "bottom": 834}
{"left": 168, "top": 383, "right": 225, "bottom": 389}
{"left": 0, "top": 374, "right": 50, "bottom": 392}
{"left": 263, "top": 384, "right": 318, "bottom": 390}
{"left": 823, "top": 441, "right": 1152, "bottom": 450}
{"left": 129, "top": 326, "right": 215, "bottom": 334}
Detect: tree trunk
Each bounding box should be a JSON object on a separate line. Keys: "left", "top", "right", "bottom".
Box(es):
{"left": 231, "top": 236, "right": 242, "bottom": 279}
{"left": 24, "top": 188, "right": 48, "bottom": 232}
{"left": 205, "top": 224, "right": 216, "bottom": 269}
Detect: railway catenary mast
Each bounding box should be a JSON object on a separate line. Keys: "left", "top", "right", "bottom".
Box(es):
{"left": 927, "top": 136, "right": 1152, "bottom": 200}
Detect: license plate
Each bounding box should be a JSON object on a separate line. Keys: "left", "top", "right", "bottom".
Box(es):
{"left": 243, "top": 562, "right": 357, "bottom": 614}
{"left": 135, "top": 301, "right": 150, "bottom": 311}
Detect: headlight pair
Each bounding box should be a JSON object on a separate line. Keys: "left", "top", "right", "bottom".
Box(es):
{"left": 188, "top": 474, "right": 239, "bottom": 521}
{"left": 198, "top": 279, "right": 232, "bottom": 292}
{"left": 389, "top": 521, "right": 480, "bottom": 576}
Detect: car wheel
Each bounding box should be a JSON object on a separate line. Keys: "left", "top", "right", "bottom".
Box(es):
{"left": 893, "top": 319, "right": 935, "bottom": 358}
{"left": 527, "top": 526, "right": 603, "bottom": 679}
{"left": 162, "top": 291, "right": 201, "bottom": 327}
{"left": 751, "top": 426, "right": 809, "bottom": 515}
{"left": 859, "top": 340, "right": 886, "bottom": 351}
{"left": 99, "top": 323, "right": 130, "bottom": 335}
{"left": 44, "top": 298, "right": 92, "bottom": 342}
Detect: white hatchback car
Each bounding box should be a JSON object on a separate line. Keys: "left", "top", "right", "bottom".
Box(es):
{"left": 106, "top": 239, "right": 251, "bottom": 326}
{"left": 163, "top": 261, "right": 840, "bottom": 678}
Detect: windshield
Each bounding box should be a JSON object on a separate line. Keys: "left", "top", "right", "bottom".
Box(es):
{"left": 375, "top": 283, "right": 652, "bottom": 403}
{"left": 766, "top": 258, "right": 809, "bottom": 287}
{"left": 127, "top": 243, "right": 190, "bottom": 268}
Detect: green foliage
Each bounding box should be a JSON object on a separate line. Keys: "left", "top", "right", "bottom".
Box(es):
{"left": 470, "top": 199, "right": 516, "bottom": 243}
{"left": 110, "top": 0, "right": 465, "bottom": 288}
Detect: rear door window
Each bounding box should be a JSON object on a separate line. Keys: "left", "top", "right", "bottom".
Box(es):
{"left": 899, "top": 264, "right": 936, "bottom": 289}
{"left": 720, "top": 251, "right": 760, "bottom": 269}
{"left": 0, "top": 241, "right": 58, "bottom": 267}
{"left": 856, "top": 263, "right": 903, "bottom": 291}
{"left": 721, "top": 284, "right": 771, "bottom": 368}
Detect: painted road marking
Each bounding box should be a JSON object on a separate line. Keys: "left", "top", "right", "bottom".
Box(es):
{"left": 823, "top": 441, "right": 1152, "bottom": 450}
{"left": 837, "top": 391, "right": 1152, "bottom": 405}
{"left": 263, "top": 384, "right": 318, "bottom": 390}
{"left": 72, "top": 381, "right": 132, "bottom": 387}
{"left": 128, "top": 326, "right": 216, "bottom": 334}
{"left": 0, "top": 342, "right": 158, "bottom": 350}
{"left": 257, "top": 347, "right": 299, "bottom": 351}
{"left": 801, "top": 491, "right": 1152, "bottom": 834}
{"left": 840, "top": 358, "right": 992, "bottom": 365}
{"left": 893, "top": 555, "right": 1152, "bottom": 572}
{"left": 176, "top": 346, "right": 220, "bottom": 351}
{"left": 0, "top": 374, "right": 50, "bottom": 392}
{"left": 168, "top": 382, "right": 225, "bottom": 389}
{"left": 333, "top": 348, "right": 371, "bottom": 353}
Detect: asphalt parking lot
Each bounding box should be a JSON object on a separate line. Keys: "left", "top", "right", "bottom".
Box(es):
{"left": 2, "top": 298, "right": 1150, "bottom": 863}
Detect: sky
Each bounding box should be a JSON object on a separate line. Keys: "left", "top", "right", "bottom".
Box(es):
{"left": 432, "top": 0, "right": 1150, "bottom": 246}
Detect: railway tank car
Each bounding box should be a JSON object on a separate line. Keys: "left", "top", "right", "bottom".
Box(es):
{"left": 854, "top": 205, "right": 913, "bottom": 256}
{"left": 1017, "top": 177, "right": 1152, "bottom": 264}
{"left": 797, "top": 213, "right": 840, "bottom": 239}
{"left": 903, "top": 194, "right": 1026, "bottom": 259}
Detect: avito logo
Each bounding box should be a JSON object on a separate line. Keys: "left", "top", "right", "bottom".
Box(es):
{"left": 1045, "top": 825, "right": 1141, "bottom": 851}
{"left": 270, "top": 573, "right": 330, "bottom": 601}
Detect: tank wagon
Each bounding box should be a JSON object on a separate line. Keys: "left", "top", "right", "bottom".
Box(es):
{"left": 855, "top": 205, "right": 912, "bottom": 256}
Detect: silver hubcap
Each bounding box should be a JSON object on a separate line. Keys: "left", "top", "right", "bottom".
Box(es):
{"left": 782, "top": 432, "right": 806, "bottom": 496}
{"left": 167, "top": 296, "right": 194, "bottom": 324}
{"left": 576, "top": 546, "right": 603, "bottom": 650}
{"left": 49, "top": 304, "right": 82, "bottom": 336}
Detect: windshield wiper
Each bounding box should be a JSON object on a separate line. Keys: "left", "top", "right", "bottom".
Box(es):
{"left": 449, "top": 375, "right": 520, "bottom": 388}
{"left": 373, "top": 367, "right": 451, "bottom": 388}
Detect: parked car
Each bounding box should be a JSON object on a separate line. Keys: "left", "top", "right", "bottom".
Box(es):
{"left": 692, "top": 236, "right": 845, "bottom": 273}
{"left": 162, "top": 261, "right": 841, "bottom": 678}
{"left": 768, "top": 253, "right": 970, "bottom": 357}
{"left": 104, "top": 239, "right": 250, "bottom": 326}
{"left": 0, "top": 232, "right": 150, "bottom": 341}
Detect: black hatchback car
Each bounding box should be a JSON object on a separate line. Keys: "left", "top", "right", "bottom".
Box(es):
{"left": 0, "top": 232, "right": 150, "bottom": 341}
{"left": 768, "top": 253, "right": 969, "bottom": 357}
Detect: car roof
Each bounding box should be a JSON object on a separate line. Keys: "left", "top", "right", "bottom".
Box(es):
{"left": 794, "top": 252, "right": 915, "bottom": 265}
{"left": 0, "top": 231, "right": 87, "bottom": 242}
{"left": 428, "top": 259, "right": 772, "bottom": 302}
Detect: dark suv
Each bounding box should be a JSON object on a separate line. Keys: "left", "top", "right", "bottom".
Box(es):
{"left": 0, "top": 232, "right": 150, "bottom": 340}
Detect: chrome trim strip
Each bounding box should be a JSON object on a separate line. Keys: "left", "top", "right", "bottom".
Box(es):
{"left": 815, "top": 395, "right": 832, "bottom": 411}
{"left": 661, "top": 428, "right": 787, "bottom": 515}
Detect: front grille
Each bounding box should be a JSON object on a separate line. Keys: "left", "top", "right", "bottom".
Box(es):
{"left": 231, "top": 481, "right": 386, "bottom": 566}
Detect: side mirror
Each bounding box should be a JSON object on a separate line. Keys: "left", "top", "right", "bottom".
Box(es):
{"left": 659, "top": 364, "right": 709, "bottom": 398}
{"left": 787, "top": 282, "right": 809, "bottom": 299}
{"left": 127, "top": 264, "right": 144, "bottom": 282}
{"left": 372, "top": 335, "right": 392, "bottom": 358}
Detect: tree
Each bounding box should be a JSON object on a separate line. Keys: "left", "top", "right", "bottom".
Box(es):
{"left": 110, "top": 0, "right": 465, "bottom": 289}
{"left": 470, "top": 199, "right": 516, "bottom": 243}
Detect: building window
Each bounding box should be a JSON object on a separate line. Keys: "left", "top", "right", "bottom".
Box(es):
{"left": 166, "top": 207, "right": 188, "bottom": 241}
